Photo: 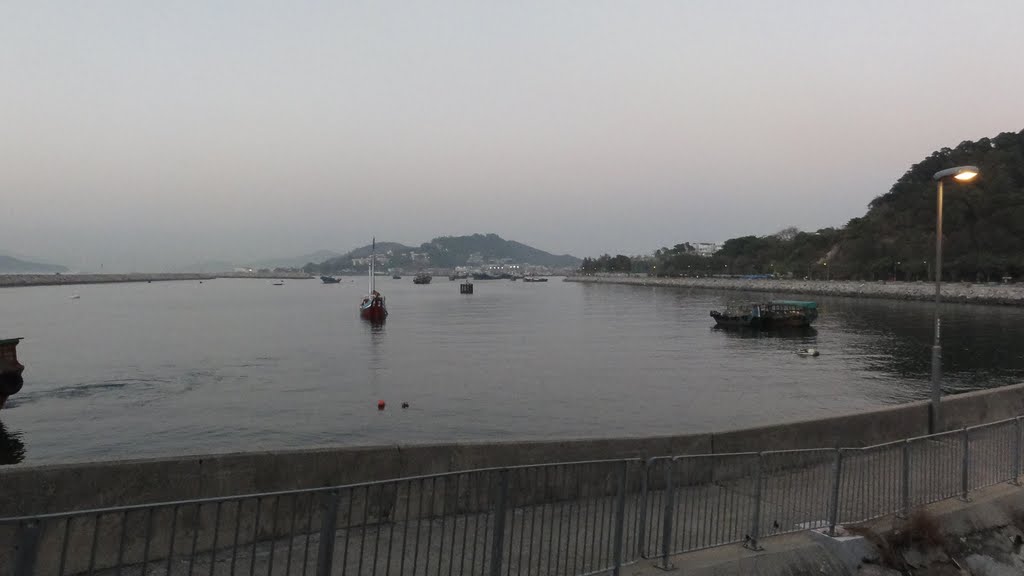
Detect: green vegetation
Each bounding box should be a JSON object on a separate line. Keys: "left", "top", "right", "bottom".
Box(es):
{"left": 633, "top": 129, "right": 1024, "bottom": 281}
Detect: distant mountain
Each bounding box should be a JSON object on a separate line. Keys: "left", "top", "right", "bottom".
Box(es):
{"left": 176, "top": 260, "right": 238, "bottom": 273}
{"left": 246, "top": 250, "right": 343, "bottom": 270}
{"left": 345, "top": 242, "right": 415, "bottom": 259}
{"left": 421, "top": 234, "right": 580, "bottom": 268}
{"left": 314, "top": 242, "right": 414, "bottom": 272}
{"left": 0, "top": 254, "right": 67, "bottom": 274}
{"left": 311, "top": 234, "right": 578, "bottom": 272}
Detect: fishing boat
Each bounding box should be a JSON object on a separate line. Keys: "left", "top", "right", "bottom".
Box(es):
{"left": 413, "top": 272, "right": 432, "bottom": 285}
{"left": 359, "top": 239, "right": 388, "bottom": 322}
{"left": 710, "top": 300, "right": 818, "bottom": 329}
{"left": 0, "top": 338, "right": 25, "bottom": 410}
{"left": 320, "top": 275, "right": 341, "bottom": 284}
{"left": 522, "top": 276, "right": 548, "bottom": 283}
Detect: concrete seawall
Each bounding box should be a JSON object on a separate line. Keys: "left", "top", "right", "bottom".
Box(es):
{"left": 5, "top": 384, "right": 1024, "bottom": 575}
{"left": 4, "top": 383, "right": 1024, "bottom": 517}
{"left": 564, "top": 274, "right": 1024, "bottom": 306}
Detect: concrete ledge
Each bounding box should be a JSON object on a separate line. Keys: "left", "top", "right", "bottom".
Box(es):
{"left": 3, "top": 384, "right": 1024, "bottom": 519}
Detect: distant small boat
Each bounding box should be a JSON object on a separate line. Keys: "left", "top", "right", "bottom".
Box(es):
{"left": 413, "top": 272, "right": 432, "bottom": 285}
{"left": 523, "top": 276, "right": 548, "bottom": 283}
{"left": 392, "top": 274, "right": 402, "bottom": 280}
{"left": 70, "top": 294, "right": 81, "bottom": 299}
{"left": 272, "top": 281, "right": 284, "bottom": 286}
{"left": 320, "top": 275, "right": 341, "bottom": 284}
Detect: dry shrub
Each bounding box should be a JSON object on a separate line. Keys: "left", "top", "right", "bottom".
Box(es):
{"left": 845, "top": 510, "right": 948, "bottom": 571}
{"left": 890, "top": 509, "right": 947, "bottom": 551}
{"left": 845, "top": 524, "right": 904, "bottom": 570}
{"left": 1011, "top": 508, "right": 1024, "bottom": 533}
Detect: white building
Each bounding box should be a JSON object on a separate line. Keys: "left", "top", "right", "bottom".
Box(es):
{"left": 695, "top": 242, "right": 720, "bottom": 257}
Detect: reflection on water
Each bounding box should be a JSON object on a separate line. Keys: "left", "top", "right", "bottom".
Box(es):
{"left": 0, "top": 422, "right": 26, "bottom": 465}
{"left": 714, "top": 327, "right": 819, "bottom": 341}
{"left": 818, "top": 297, "right": 1024, "bottom": 393}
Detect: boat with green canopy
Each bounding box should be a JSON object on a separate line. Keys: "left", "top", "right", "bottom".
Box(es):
{"left": 710, "top": 300, "right": 818, "bottom": 329}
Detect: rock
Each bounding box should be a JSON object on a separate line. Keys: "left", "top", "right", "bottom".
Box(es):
{"left": 965, "top": 554, "right": 1019, "bottom": 576}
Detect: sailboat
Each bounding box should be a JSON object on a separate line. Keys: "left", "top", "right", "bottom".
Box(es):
{"left": 359, "top": 238, "right": 388, "bottom": 322}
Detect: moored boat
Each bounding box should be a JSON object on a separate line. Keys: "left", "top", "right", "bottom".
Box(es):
{"left": 710, "top": 300, "right": 817, "bottom": 329}
{"left": 321, "top": 275, "right": 341, "bottom": 284}
{"left": 392, "top": 274, "right": 402, "bottom": 280}
{"left": 522, "top": 276, "right": 548, "bottom": 283}
{"left": 0, "top": 338, "right": 25, "bottom": 410}
{"left": 413, "top": 272, "right": 432, "bottom": 285}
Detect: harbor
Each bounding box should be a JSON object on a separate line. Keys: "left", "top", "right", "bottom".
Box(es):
{"left": 3, "top": 278, "right": 1024, "bottom": 465}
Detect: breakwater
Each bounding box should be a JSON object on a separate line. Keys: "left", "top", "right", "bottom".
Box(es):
{"left": 565, "top": 274, "right": 1024, "bottom": 306}
{"left": 0, "top": 272, "right": 312, "bottom": 288}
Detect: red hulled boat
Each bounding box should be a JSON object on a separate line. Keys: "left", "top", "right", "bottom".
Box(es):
{"left": 359, "top": 238, "right": 388, "bottom": 323}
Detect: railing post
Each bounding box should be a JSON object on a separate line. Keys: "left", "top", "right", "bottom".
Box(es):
{"left": 901, "top": 440, "right": 910, "bottom": 518}
{"left": 828, "top": 449, "right": 843, "bottom": 537}
{"left": 961, "top": 428, "right": 970, "bottom": 501}
{"left": 612, "top": 460, "right": 629, "bottom": 576}
{"left": 13, "top": 521, "right": 41, "bottom": 576}
{"left": 746, "top": 453, "right": 764, "bottom": 551}
{"left": 658, "top": 459, "right": 675, "bottom": 570}
{"left": 637, "top": 460, "right": 651, "bottom": 559}
{"left": 1014, "top": 418, "right": 1022, "bottom": 486}
{"left": 316, "top": 490, "right": 340, "bottom": 576}
{"left": 488, "top": 469, "right": 510, "bottom": 576}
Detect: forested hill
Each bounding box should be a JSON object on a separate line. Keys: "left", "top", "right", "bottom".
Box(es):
{"left": 422, "top": 234, "right": 579, "bottom": 268}
{"left": 652, "top": 130, "right": 1024, "bottom": 282}
{"left": 831, "top": 130, "right": 1024, "bottom": 281}
{"left": 310, "top": 234, "right": 579, "bottom": 272}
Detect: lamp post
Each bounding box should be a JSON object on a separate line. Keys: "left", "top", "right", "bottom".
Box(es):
{"left": 929, "top": 165, "right": 979, "bottom": 433}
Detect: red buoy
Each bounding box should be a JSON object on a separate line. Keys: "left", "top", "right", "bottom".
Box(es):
{"left": 377, "top": 400, "right": 386, "bottom": 410}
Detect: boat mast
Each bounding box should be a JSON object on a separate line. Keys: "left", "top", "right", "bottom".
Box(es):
{"left": 370, "top": 237, "right": 375, "bottom": 294}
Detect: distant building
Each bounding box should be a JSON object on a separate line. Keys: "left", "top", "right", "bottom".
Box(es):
{"left": 695, "top": 242, "right": 720, "bottom": 257}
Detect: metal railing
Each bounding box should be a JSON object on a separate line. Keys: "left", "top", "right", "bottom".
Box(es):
{"left": 639, "top": 416, "right": 1024, "bottom": 566}
{"left": 2, "top": 460, "right": 644, "bottom": 576}
{"left": 4, "top": 417, "right": 1024, "bottom": 575}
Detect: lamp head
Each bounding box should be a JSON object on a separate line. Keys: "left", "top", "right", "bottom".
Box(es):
{"left": 933, "top": 166, "right": 979, "bottom": 182}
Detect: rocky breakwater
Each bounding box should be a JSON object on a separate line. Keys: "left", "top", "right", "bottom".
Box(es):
{"left": 0, "top": 273, "right": 215, "bottom": 288}
{"left": 565, "top": 274, "right": 1024, "bottom": 306}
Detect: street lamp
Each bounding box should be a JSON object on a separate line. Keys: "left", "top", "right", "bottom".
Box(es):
{"left": 929, "top": 165, "right": 979, "bottom": 433}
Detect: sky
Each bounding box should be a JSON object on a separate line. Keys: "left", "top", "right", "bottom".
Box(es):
{"left": 3, "top": 1, "right": 1024, "bottom": 272}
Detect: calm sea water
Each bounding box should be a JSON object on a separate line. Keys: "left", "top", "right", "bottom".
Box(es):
{"left": 2, "top": 278, "right": 1023, "bottom": 466}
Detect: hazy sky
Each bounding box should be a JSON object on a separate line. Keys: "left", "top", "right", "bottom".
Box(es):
{"left": 3, "top": 1, "right": 1023, "bottom": 271}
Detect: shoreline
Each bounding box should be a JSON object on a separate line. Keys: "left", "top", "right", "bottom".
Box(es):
{"left": 565, "top": 274, "right": 1024, "bottom": 306}
{"left": 0, "top": 272, "right": 312, "bottom": 288}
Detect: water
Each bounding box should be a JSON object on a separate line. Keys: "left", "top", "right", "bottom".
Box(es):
{"left": 2, "top": 278, "right": 1024, "bottom": 466}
